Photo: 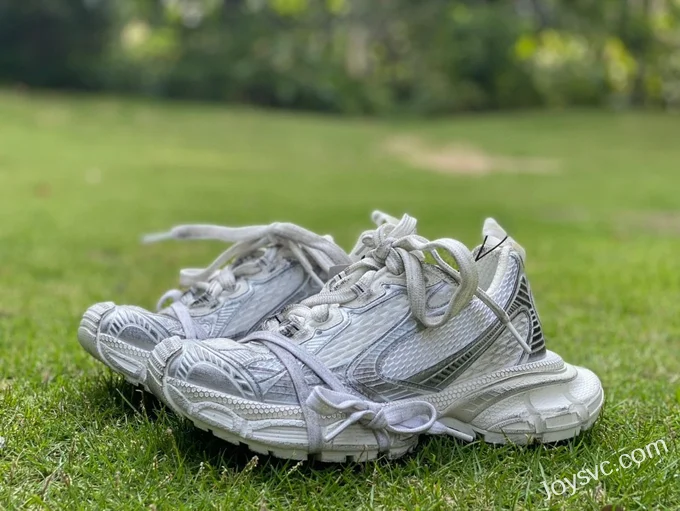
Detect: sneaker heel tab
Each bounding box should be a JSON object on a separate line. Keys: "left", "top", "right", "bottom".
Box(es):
{"left": 371, "top": 210, "right": 401, "bottom": 226}
{"left": 482, "top": 218, "right": 526, "bottom": 263}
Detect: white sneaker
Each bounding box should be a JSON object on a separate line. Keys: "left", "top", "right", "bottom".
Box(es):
{"left": 149, "top": 215, "right": 604, "bottom": 462}
{"left": 77, "top": 220, "right": 361, "bottom": 388}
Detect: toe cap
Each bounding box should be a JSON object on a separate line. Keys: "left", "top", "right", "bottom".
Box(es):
{"left": 97, "top": 304, "right": 178, "bottom": 351}
{"left": 78, "top": 301, "right": 116, "bottom": 361}
{"left": 78, "top": 301, "right": 186, "bottom": 386}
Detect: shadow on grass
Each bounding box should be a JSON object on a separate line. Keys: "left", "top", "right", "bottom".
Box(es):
{"left": 167, "top": 414, "right": 604, "bottom": 480}
{"left": 82, "top": 373, "right": 164, "bottom": 420}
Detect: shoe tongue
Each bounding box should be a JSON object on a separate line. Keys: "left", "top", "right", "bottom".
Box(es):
{"left": 265, "top": 214, "right": 420, "bottom": 339}
{"left": 165, "top": 246, "right": 282, "bottom": 316}
{"left": 371, "top": 210, "right": 401, "bottom": 226}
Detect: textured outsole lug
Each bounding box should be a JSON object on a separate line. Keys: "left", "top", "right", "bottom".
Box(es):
{"left": 465, "top": 365, "right": 605, "bottom": 446}
{"left": 78, "top": 302, "right": 152, "bottom": 388}
{"left": 475, "top": 408, "right": 601, "bottom": 445}
{"left": 97, "top": 334, "right": 150, "bottom": 387}
{"left": 158, "top": 369, "right": 418, "bottom": 463}
{"left": 161, "top": 380, "right": 420, "bottom": 463}
{"left": 77, "top": 301, "right": 116, "bottom": 363}
{"left": 188, "top": 413, "right": 413, "bottom": 462}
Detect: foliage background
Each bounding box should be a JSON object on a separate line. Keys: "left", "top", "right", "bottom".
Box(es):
{"left": 2, "top": 2, "right": 680, "bottom": 510}
{"left": 3, "top": 0, "right": 680, "bottom": 115}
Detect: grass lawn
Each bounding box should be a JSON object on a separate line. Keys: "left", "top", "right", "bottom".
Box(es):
{"left": 0, "top": 90, "right": 678, "bottom": 510}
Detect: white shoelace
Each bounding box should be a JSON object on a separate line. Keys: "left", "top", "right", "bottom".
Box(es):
{"left": 143, "top": 223, "right": 351, "bottom": 338}
{"left": 241, "top": 214, "right": 532, "bottom": 452}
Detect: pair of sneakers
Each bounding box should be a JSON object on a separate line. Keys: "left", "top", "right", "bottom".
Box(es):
{"left": 78, "top": 212, "right": 604, "bottom": 462}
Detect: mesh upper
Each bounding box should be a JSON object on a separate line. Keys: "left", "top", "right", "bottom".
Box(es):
{"left": 97, "top": 258, "right": 323, "bottom": 352}
{"left": 165, "top": 251, "right": 542, "bottom": 406}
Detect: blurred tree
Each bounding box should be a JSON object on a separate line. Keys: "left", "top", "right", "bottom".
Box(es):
{"left": 0, "top": 0, "right": 679, "bottom": 113}
{"left": 0, "top": 0, "right": 111, "bottom": 88}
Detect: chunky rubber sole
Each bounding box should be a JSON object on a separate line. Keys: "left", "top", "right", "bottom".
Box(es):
{"left": 438, "top": 358, "right": 604, "bottom": 445}
{"left": 77, "top": 302, "right": 151, "bottom": 390}
{"left": 152, "top": 342, "right": 604, "bottom": 462}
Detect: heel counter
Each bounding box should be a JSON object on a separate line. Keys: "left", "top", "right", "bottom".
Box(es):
{"left": 510, "top": 274, "right": 547, "bottom": 358}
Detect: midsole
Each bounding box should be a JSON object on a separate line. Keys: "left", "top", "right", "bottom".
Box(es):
{"left": 166, "top": 351, "right": 583, "bottom": 428}
{"left": 98, "top": 334, "right": 151, "bottom": 382}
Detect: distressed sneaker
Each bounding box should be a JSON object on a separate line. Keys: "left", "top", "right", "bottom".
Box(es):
{"left": 77, "top": 219, "right": 361, "bottom": 388}
{"left": 149, "top": 215, "right": 604, "bottom": 462}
